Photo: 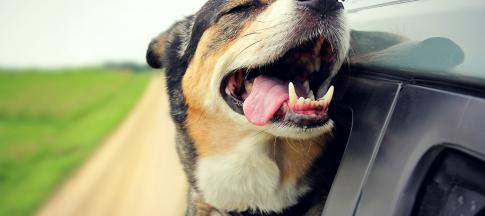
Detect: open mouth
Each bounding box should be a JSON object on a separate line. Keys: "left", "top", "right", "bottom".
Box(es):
{"left": 221, "top": 36, "right": 337, "bottom": 128}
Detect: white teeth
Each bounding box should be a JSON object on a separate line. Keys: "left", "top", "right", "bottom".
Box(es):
{"left": 298, "top": 97, "right": 305, "bottom": 105}
{"left": 309, "top": 90, "right": 315, "bottom": 100}
{"left": 289, "top": 82, "right": 335, "bottom": 110}
{"left": 288, "top": 82, "right": 297, "bottom": 105}
{"left": 318, "top": 86, "right": 335, "bottom": 107}
{"left": 323, "top": 86, "right": 334, "bottom": 102}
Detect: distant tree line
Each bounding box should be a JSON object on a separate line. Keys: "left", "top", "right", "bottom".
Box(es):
{"left": 103, "top": 62, "right": 151, "bottom": 73}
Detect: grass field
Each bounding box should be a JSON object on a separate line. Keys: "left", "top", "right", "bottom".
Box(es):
{"left": 0, "top": 68, "right": 151, "bottom": 216}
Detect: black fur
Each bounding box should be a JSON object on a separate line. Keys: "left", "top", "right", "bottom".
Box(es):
{"left": 182, "top": 0, "right": 225, "bottom": 61}
{"left": 146, "top": 1, "right": 350, "bottom": 215}
{"left": 148, "top": 0, "right": 246, "bottom": 196}
{"left": 146, "top": 40, "right": 163, "bottom": 69}
{"left": 159, "top": 18, "right": 199, "bottom": 191}
{"left": 146, "top": 1, "right": 259, "bottom": 192}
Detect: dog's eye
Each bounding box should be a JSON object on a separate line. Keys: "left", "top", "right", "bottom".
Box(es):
{"left": 224, "top": 4, "right": 255, "bottom": 15}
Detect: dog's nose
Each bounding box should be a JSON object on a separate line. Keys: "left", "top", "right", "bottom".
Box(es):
{"left": 296, "top": 0, "right": 344, "bottom": 14}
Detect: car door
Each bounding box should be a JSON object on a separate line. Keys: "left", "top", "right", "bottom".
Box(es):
{"left": 321, "top": 1, "right": 485, "bottom": 215}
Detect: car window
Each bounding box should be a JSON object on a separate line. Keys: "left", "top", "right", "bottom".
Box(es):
{"left": 344, "top": 0, "right": 485, "bottom": 86}
{"left": 345, "top": 0, "right": 408, "bottom": 12}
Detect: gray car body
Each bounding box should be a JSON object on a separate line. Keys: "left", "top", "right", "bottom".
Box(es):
{"left": 322, "top": 1, "right": 485, "bottom": 215}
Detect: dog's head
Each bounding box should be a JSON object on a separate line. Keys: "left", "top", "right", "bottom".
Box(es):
{"left": 147, "top": 0, "right": 349, "bottom": 140}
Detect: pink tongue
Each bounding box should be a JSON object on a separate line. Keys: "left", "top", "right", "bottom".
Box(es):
{"left": 243, "top": 75, "right": 289, "bottom": 126}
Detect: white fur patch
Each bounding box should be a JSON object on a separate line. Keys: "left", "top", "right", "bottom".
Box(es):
{"left": 196, "top": 133, "right": 310, "bottom": 213}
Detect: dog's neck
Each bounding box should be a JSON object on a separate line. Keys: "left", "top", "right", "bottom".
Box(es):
{"left": 186, "top": 107, "right": 329, "bottom": 212}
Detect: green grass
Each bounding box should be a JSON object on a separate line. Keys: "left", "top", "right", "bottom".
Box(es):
{"left": 0, "top": 68, "right": 151, "bottom": 216}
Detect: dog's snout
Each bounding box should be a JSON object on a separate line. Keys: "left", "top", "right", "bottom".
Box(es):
{"left": 296, "top": 0, "right": 344, "bottom": 14}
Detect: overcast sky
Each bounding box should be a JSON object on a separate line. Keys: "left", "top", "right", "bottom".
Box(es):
{"left": 0, "top": 0, "right": 207, "bottom": 68}
{"left": 0, "top": 0, "right": 374, "bottom": 68}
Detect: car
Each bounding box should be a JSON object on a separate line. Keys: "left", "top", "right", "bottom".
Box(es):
{"left": 321, "top": 0, "right": 485, "bottom": 215}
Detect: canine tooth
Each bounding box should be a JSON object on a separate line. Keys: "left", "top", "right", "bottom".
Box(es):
{"left": 319, "top": 86, "right": 334, "bottom": 107}
{"left": 309, "top": 90, "right": 315, "bottom": 100}
{"left": 288, "top": 82, "right": 297, "bottom": 105}
{"left": 324, "top": 86, "right": 334, "bottom": 101}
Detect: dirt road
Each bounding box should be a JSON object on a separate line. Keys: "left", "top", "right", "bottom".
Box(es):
{"left": 36, "top": 76, "right": 187, "bottom": 216}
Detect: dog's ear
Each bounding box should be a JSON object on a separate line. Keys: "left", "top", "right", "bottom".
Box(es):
{"left": 146, "top": 18, "right": 194, "bottom": 69}
{"left": 146, "top": 32, "right": 170, "bottom": 69}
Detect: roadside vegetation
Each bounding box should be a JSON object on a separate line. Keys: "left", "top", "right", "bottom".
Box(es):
{"left": 0, "top": 68, "right": 151, "bottom": 216}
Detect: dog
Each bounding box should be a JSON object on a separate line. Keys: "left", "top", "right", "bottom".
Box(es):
{"left": 146, "top": 0, "right": 350, "bottom": 215}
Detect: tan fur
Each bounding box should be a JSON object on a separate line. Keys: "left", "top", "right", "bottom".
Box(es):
{"left": 150, "top": 33, "right": 168, "bottom": 60}
{"left": 223, "top": 0, "right": 274, "bottom": 11}
{"left": 182, "top": 25, "right": 249, "bottom": 156}
{"left": 188, "top": 107, "right": 329, "bottom": 212}
{"left": 186, "top": 107, "right": 252, "bottom": 157}
{"left": 194, "top": 199, "right": 216, "bottom": 216}
{"left": 182, "top": 26, "right": 235, "bottom": 109}
{"left": 275, "top": 136, "right": 328, "bottom": 183}
{"left": 260, "top": 0, "right": 274, "bottom": 4}
{"left": 183, "top": 5, "right": 328, "bottom": 189}
{"left": 173, "top": 0, "right": 344, "bottom": 212}
{"left": 146, "top": 0, "right": 351, "bottom": 213}
{"left": 187, "top": 105, "right": 328, "bottom": 183}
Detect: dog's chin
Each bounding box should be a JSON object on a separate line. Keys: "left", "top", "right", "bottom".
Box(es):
{"left": 264, "top": 120, "right": 335, "bottom": 140}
